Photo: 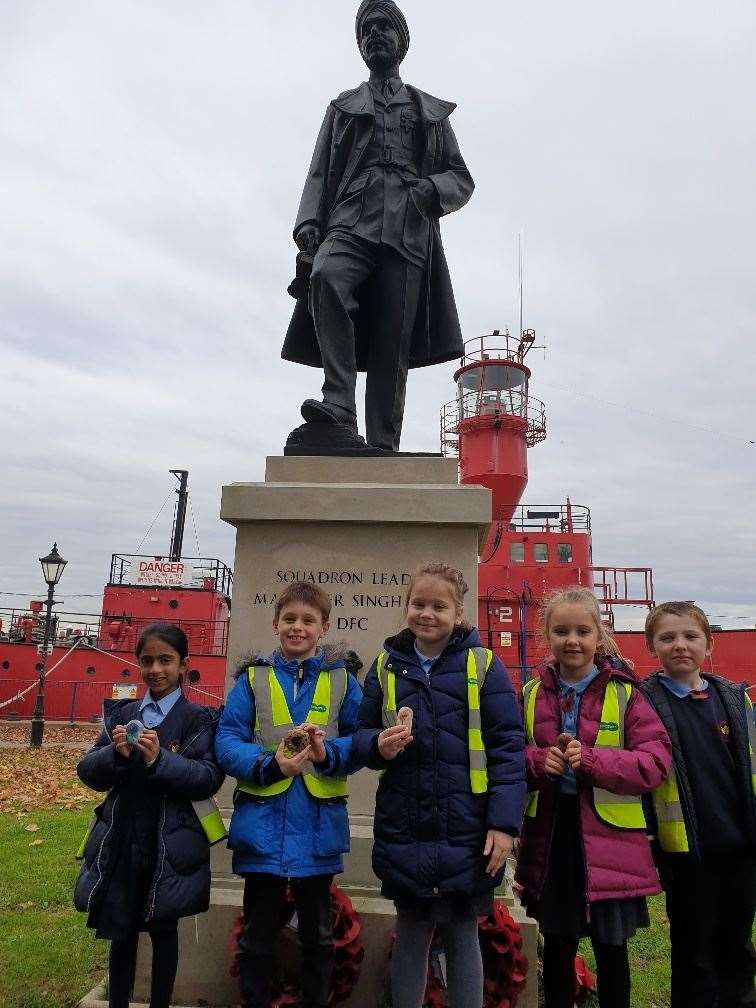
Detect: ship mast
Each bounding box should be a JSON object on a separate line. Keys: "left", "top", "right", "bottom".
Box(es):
{"left": 169, "top": 469, "right": 189, "bottom": 561}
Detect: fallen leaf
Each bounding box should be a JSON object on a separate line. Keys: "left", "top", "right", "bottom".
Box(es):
{"left": 28, "top": 839, "right": 43, "bottom": 847}
{"left": 24, "top": 823, "right": 39, "bottom": 832}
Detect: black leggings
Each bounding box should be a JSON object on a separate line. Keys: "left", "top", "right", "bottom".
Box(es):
{"left": 543, "top": 932, "right": 630, "bottom": 1008}
{"left": 108, "top": 924, "right": 179, "bottom": 1008}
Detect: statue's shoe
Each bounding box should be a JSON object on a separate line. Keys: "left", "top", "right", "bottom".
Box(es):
{"left": 301, "top": 399, "right": 357, "bottom": 428}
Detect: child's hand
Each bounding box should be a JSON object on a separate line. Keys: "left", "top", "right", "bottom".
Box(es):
{"left": 483, "top": 829, "right": 514, "bottom": 876}
{"left": 564, "top": 739, "right": 582, "bottom": 770}
{"left": 275, "top": 738, "right": 312, "bottom": 777}
{"left": 111, "top": 724, "right": 132, "bottom": 759}
{"left": 135, "top": 729, "right": 161, "bottom": 765}
{"left": 544, "top": 746, "right": 567, "bottom": 778}
{"left": 301, "top": 723, "right": 327, "bottom": 763}
{"left": 378, "top": 725, "right": 412, "bottom": 760}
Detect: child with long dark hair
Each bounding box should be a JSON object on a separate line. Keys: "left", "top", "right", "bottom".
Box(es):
{"left": 75, "top": 622, "right": 225, "bottom": 1008}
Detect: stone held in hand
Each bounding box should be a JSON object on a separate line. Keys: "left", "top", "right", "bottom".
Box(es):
{"left": 556, "top": 732, "right": 574, "bottom": 753}
{"left": 397, "top": 707, "right": 413, "bottom": 733}
{"left": 125, "top": 720, "right": 145, "bottom": 745}
{"left": 283, "top": 726, "right": 310, "bottom": 757}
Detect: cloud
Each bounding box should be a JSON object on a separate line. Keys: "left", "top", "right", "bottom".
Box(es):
{"left": 1, "top": 0, "right": 754, "bottom": 629}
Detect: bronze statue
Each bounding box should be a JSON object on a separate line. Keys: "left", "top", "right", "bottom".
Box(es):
{"left": 283, "top": 0, "right": 474, "bottom": 455}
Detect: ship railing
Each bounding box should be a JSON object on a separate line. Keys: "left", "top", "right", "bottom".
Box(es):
{"left": 0, "top": 608, "right": 229, "bottom": 657}
{"left": 458, "top": 329, "right": 543, "bottom": 367}
{"left": 440, "top": 389, "right": 547, "bottom": 456}
{"left": 0, "top": 679, "right": 223, "bottom": 722}
{"left": 0, "top": 608, "right": 102, "bottom": 645}
{"left": 498, "top": 504, "right": 592, "bottom": 533}
{"left": 109, "top": 555, "right": 233, "bottom": 597}
{"left": 589, "top": 567, "right": 655, "bottom": 609}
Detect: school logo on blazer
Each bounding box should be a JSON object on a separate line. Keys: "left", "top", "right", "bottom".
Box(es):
{"left": 168, "top": 740, "right": 180, "bottom": 752}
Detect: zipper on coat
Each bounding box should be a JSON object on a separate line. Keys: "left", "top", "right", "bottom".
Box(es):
{"left": 86, "top": 794, "right": 120, "bottom": 913}
{"left": 145, "top": 798, "right": 168, "bottom": 923}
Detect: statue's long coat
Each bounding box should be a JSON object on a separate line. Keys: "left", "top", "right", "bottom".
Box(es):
{"left": 282, "top": 83, "right": 474, "bottom": 371}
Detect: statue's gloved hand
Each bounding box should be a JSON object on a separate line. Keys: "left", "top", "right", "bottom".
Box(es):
{"left": 407, "top": 178, "right": 438, "bottom": 217}
{"left": 295, "top": 224, "right": 321, "bottom": 254}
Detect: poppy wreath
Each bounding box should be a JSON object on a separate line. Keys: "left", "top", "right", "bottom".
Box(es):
{"left": 390, "top": 899, "right": 529, "bottom": 1008}
{"left": 228, "top": 882, "right": 364, "bottom": 1006}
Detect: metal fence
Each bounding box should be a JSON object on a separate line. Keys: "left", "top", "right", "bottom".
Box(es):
{"left": 0, "top": 679, "right": 224, "bottom": 722}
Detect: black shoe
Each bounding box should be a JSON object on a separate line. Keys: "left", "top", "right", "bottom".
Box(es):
{"left": 301, "top": 399, "right": 357, "bottom": 428}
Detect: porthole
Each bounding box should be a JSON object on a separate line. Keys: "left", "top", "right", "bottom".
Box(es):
{"left": 120, "top": 668, "right": 131, "bottom": 678}
{"left": 1, "top": 660, "right": 9, "bottom": 670}
{"left": 188, "top": 669, "right": 201, "bottom": 684}
{"left": 86, "top": 666, "right": 96, "bottom": 676}
{"left": 168, "top": 599, "right": 178, "bottom": 610}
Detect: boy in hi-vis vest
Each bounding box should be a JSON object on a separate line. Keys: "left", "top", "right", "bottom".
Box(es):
{"left": 641, "top": 602, "right": 756, "bottom": 1008}
{"left": 215, "top": 582, "right": 363, "bottom": 1008}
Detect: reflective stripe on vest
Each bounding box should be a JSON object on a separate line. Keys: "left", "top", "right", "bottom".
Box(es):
{"left": 523, "top": 676, "right": 646, "bottom": 829}
{"left": 236, "top": 666, "right": 348, "bottom": 800}
{"left": 377, "top": 646, "right": 493, "bottom": 795}
{"left": 653, "top": 692, "right": 756, "bottom": 853}
{"left": 192, "top": 798, "right": 227, "bottom": 845}
{"left": 75, "top": 798, "right": 226, "bottom": 860}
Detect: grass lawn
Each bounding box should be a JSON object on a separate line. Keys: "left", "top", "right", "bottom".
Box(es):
{"left": 0, "top": 805, "right": 106, "bottom": 1008}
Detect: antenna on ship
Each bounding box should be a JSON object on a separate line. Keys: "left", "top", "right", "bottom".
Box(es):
{"left": 169, "top": 470, "right": 189, "bottom": 561}
{"left": 518, "top": 232, "right": 524, "bottom": 339}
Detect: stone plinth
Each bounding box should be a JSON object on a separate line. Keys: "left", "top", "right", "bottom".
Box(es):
{"left": 108, "top": 457, "right": 538, "bottom": 1008}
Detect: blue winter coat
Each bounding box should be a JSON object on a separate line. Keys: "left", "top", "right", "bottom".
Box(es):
{"left": 215, "top": 648, "right": 363, "bottom": 877}
{"left": 75, "top": 694, "right": 224, "bottom": 927}
{"left": 352, "top": 627, "right": 526, "bottom": 901}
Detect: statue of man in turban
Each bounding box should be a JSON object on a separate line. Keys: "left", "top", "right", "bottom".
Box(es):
{"left": 282, "top": 0, "right": 474, "bottom": 454}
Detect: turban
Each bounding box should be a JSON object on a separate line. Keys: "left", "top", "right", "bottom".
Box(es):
{"left": 355, "top": 0, "right": 410, "bottom": 63}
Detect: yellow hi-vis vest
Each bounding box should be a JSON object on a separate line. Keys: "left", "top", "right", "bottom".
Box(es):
{"left": 376, "top": 647, "right": 493, "bottom": 795}
{"left": 235, "top": 666, "right": 348, "bottom": 800}
{"left": 652, "top": 693, "right": 756, "bottom": 853}
{"left": 522, "top": 676, "right": 646, "bottom": 830}
{"left": 75, "top": 796, "right": 226, "bottom": 860}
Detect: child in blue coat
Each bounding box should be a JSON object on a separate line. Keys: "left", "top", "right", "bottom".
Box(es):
{"left": 215, "top": 581, "right": 363, "bottom": 1008}
{"left": 353, "top": 562, "right": 526, "bottom": 1008}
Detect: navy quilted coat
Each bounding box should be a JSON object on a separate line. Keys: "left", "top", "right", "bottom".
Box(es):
{"left": 352, "top": 627, "right": 526, "bottom": 901}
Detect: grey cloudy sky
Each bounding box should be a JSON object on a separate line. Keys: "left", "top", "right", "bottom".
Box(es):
{"left": 2, "top": 0, "right": 755, "bottom": 629}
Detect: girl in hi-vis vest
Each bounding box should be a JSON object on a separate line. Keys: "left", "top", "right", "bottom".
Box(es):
{"left": 515, "top": 588, "right": 671, "bottom": 1008}
{"left": 353, "top": 563, "right": 526, "bottom": 1008}
{"left": 215, "top": 581, "right": 363, "bottom": 1008}
{"left": 75, "top": 623, "right": 226, "bottom": 1008}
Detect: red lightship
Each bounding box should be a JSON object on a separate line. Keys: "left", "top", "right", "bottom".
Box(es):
{"left": 441, "top": 330, "right": 756, "bottom": 687}
{"left": 0, "top": 471, "right": 231, "bottom": 723}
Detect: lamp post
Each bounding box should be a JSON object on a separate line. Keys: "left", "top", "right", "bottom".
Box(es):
{"left": 29, "top": 543, "right": 67, "bottom": 748}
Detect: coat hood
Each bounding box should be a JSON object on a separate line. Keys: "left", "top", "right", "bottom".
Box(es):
{"left": 383, "top": 624, "right": 482, "bottom": 662}
{"left": 533, "top": 654, "right": 637, "bottom": 690}
{"left": 232, "top": 641, "right": 350, "bottom": 680}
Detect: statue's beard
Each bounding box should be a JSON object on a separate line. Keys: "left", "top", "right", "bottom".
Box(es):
{"left": 362, "top": 43, "right": 400, "bottom": 73}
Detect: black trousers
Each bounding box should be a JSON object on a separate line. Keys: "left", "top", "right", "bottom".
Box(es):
{"left": 542, "top": 931, "right": 630, "bottom": 1008}
{"left": 238, "top": 873, "right": 334, "bottom": 1008}
{"left": 309, "top": 232, "right": 423, "bottom": 451}
{"left": 108, "top": 923, "right": 179, "bottom": 1008}
{"left": 662, "top": 852, "right": 756, "bottom": 1007}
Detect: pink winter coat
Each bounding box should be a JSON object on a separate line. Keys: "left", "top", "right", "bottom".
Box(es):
{"left": 515, "top": 657, "right": 671, "bottom": 905}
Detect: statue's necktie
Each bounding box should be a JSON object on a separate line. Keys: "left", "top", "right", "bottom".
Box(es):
{"left": 381, "top": 78, "right": 394, "bottom": 99}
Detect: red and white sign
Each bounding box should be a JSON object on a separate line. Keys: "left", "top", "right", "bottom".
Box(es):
{"left": 132, "top": 559, "right": 196, "bottom": 587}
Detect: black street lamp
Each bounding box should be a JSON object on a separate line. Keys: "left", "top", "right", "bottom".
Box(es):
{"left": 29, "top": 543, "right": 67, "bottom": 748}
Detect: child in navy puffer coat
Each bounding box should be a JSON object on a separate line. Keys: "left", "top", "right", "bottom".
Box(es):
{"left": 216, "top": 582, "right": 363, "bottom": 1008}
{"left": 353, "top": 563, "right": 526, "bottom": 1008}
{"left": 76, "top": 623, "right": 225, "bottom": 1008}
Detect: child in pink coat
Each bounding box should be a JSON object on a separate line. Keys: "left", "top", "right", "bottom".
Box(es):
{"left": 516, "top": 588, "right": 671, "bottom": 1008}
